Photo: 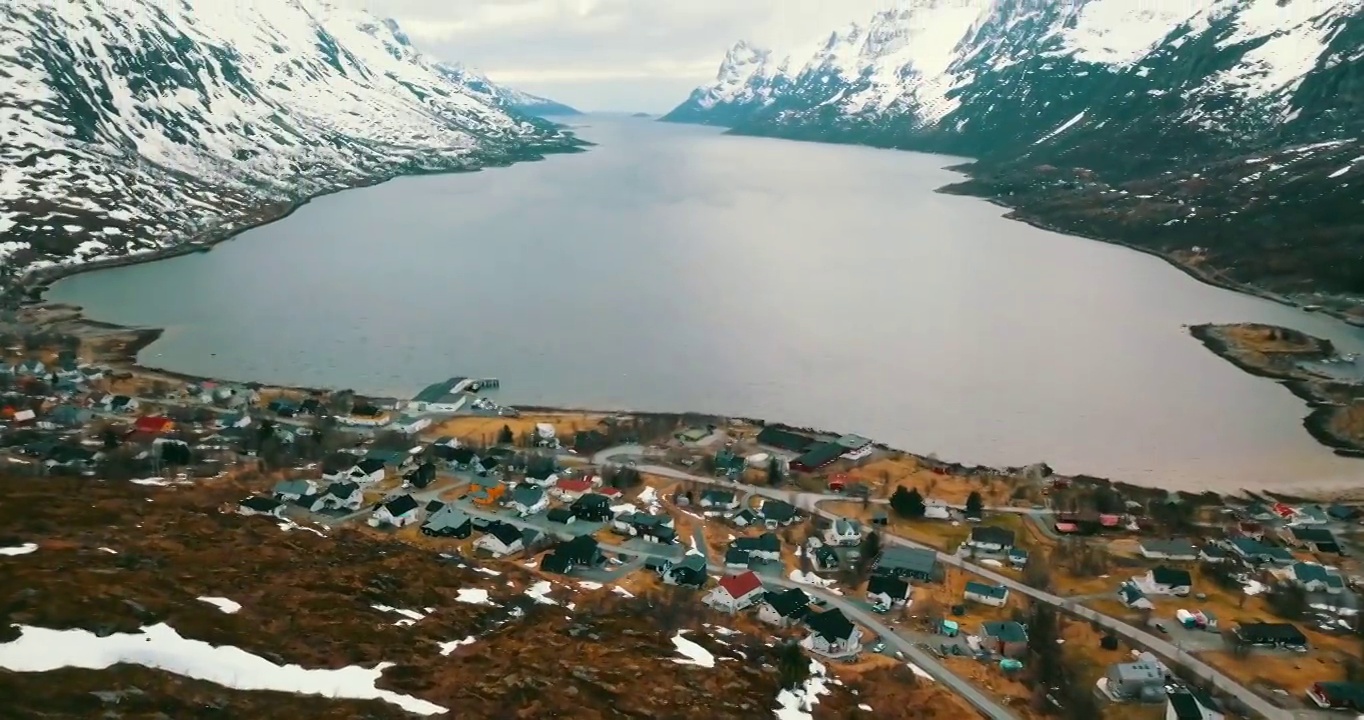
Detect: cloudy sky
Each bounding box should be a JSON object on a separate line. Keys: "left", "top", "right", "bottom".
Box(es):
{"left": 347, "top": 0, "right": 899, "bottom": 112}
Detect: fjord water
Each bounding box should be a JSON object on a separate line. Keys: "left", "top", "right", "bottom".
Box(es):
{"left": 48, "top": 116, "right": 1364, "bottom": 491}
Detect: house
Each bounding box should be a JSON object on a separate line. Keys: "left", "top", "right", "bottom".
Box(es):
{"left": 1008, "top": 548, "right": 1029, "bottom": 567}
{"left": 238, "top": 496, "right": 286, "bottom": 518}
{"left": 730, "top": 508, "right": 762, "bottom": 528}
{"left": 724, "top": 547, "right": 751, "bottom": 569}
{"left": 369, "top": 494, "right": 422, "bottom": 528}
{"left": 714, "top": 449, "right": 747, "bottom": 476}
{"left": 546, "top": 507, "right": 576, "bottom": 525}
{"left": 47, "top": 405, "right": 91, "bottom": 428}
{"left": 754, "top": 426, "right": 815, "bottom": 453}
{"left": 1139, "top": 539, "right": 1199, "bottom": 562}
{"left": 979, "top": 621, "right": 1029, "bottom": 658}
{"left": 467, "top": 476, "right": 506, "bottom": 506}
{"left": 1293, "top": 505, "right": 1330, "bottom": 525}
{"left": 1199, "top": 544, "right": 1232, "bottom": 563}
{"left": 431, "top": 445, "right": 479, "bottom": 470}
{"left": 1288, "top": 562, "right": 1346, "bottom": 594}
{"left": 1103, "top": 661, "right": 1166, "bottom": 702}
{"left": 421, "top": 505, "right": 472, "bottom": 538}
{"left": 272, "top": 479, "right": 317, "bottom": 502}
{"left": 1287, "top": 526, "right": 1338, "bottom": 552}
{"left": 393, "top": 415, "right": 431, "bottom": 435}
{"left": 345, "top": 458, "right": 387, "bottom": 485}
{"left": 1138, "top": 567, "right": 1193, "bottom": 596}
{"left": 964, "top": 581, "right": 1009, "bottom": 607}
{"left": 824, "top": 518, "right": 862, "bottom": 547}
{"left": 645, "top": 556, "right": 673, "bottom": 575}
{"left": 1234, "top": 622, "right": 1308, "bottom": 649}
{"left": 312, "top": 482, "right": 363, "bottom": 512}
{"left": 474, "top": 522, "right": 525, "bottom": 557}
{"left": 757, "top": 499, "right": 799, "bottom": 527}
{"left": 476, "top": 455, "right": 502, "bottom": 476}
{"left": 1227, "top": 537, "right": 1294, "bottom": 565}
{"left": 732, "top": 532, "right": 781, "bottom": 563}
{"left": 704, "top": 570, "right": 766, "bottom": 613}
{"left": 1327, "top": 504, "right": 1360, "bottom": 522}
{"left": 297, "top": 398, "right": 324, "bottom": 416}
{"left": 836, "top": 433, "right": 874, "bottom": 460}
{"left": 865, "top": 576, "right": 911, "bottom": 609}
{"left": 267, "top": 399, "right": 299, "bottom": 417}
{"left": 791, "top": 441, "right": 844, "bottom": 472}
{"left": 534, "top": 422, "right": 558, "bottom": 447}
{"left": 553, "top": 535, "right": 605, "bottom": 568}
{"left": 103, "top": 395, "right": 138, "bottom": 413}
{"left": 571, "top": 493, "right": 614, "bottom": 522}
{"left": 365, "top": 449, "right": 412, "bottom": 472}
{"left": 699, "top": 489, "right": 740, "bottom": 512}
{"left": 663, "top": 554, "right": 707, "bottom": 588}
{"left": 1118, "top": 582, "right": 1154, "bottom": 610}
{"left": 523, "top": 465, "right": 559, "bottom": 487}
{"left": 759, "top": 587, "right": 811, "bottom": 626}
{"left": 18, "top": 359, "right": 47, "bottom": 376}
{"left": 1166, "top": 690, "right": 1225, "bottom": 720}
{"left": 1308, "top": 682, "right": 1364, "bottom": 712}
{"left": 509, "top": 484, "right": 549, "bottom": 516}
{"left": 962, "top": 526, "right": 1014, "bottom": 555}
{"left": 408, "top": 377, "right": 473, "bottom": 413}
{"left": 811, "top": 545, "right": 840, "bottom": 572}
{"left": 801, "top": 608, "right": 862, "bottom": 658}
{"left": 923, "top": 498, "right": 951, "bottom": 520}
{"left": 553, "top": 477, "right": 596, "bottom": 502}
{"left": 874, "top": 546, "right": 938, "bottom": 581}
{"left": 403, "top": 462, "right": 437, "bottom": 489}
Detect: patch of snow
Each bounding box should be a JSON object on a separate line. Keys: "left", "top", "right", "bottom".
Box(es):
{"left": 670, "top": 631, "right": 715, "bottom": 668}
{"left": 473, "top": 567, "right": 501, "bottom": 576}
{"left": 577, "top": 581, "right": 603, "bottom": 590}
{"left": 788, "top": 571, "right": 842, "bottom": 594}
{"left": 0, "top": 623, "right": 446, "bottom": 715}
{"left": 858, "top": 704, "right": 873, "bottom": 712}
{"left": 371, "top": 604, "right": 427, "bottom": 624}
{"left": 1329, "top": 166, "right": 1351, "bottom": 179}
{"left": 980, "top": 558, "right": 1003, "bottom": 568}
{"left": 612, "top": 586, "right": 635, "bottom": 598}
{"left": 1243, "top": 580, "right": 1267, "bottom": 596}
{"left": 437, "top": 636, "right": 477, "bottom": 655}
{"left": 0, "top": 543, "right": 38, "bottom": 556}
{"left": 197, "top": 597, "right": 241, "bottom": 614}
{"left": 773, "top": 659, "right": 831, "bottom": 719}
{"left": 525, "top": 580, "right": 557, "bottom": 605}
{"left": 455, "top": 589, "right": 495, "bottom": 606}
{"left": 277, "top": 519, "right": 326, "bottom": 537}
{"left": 98, "top": 547, "right": 117, "bottom": 554}
{"left": 907, "top": 662, "right": 934, "bottom": 681}
{"left": 1034, "top": 112, "right": 1086, "bottom": 145}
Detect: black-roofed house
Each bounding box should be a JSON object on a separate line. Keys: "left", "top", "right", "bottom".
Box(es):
{"left": 556, "top": 535, "right": 605, "bottom": 568}
{"left": 755, "top": 426, "right": 815, "bottom": 453}
{"left": 866, "top": 576, "right": 911, "bottom": 608}
{"left": 1309, "top": 682, "right": 1364, "bottom": 712}
{"left": 1117, "top": 582, "right": 1153, "bottom": 610}
{"left": 1234, "top": 622, "right": 1307, "bottom": 649}
{"left": 509, "top": 483, "right": 549, "bottom": 517}
{"left": 369, "top": 494, "right": 421, "bottom": 528}
{"left": 346, "top": 457, "right": 388, "bottom": 485}
{"left": 238, "top": 496, "right": 286, "bottom": 518}
{"left": 964, "top": 581, "right": 1010, "bottom": 607}
{"left": 664, "top": 554, "right": 707, "bottom": 588}
{"left": 1137, "top": 567, "right": 1193, "bottom": 596}
{"left": 1288, "top": 562, "right": 1346, "bottom": 594}
{"left": 541, "top": 552, "right": 575, "bottom": 575}
{"left": 757, "top": 499, "right": 800, "bottom": 528}
{"left": 758, "top": 588, "right": 811, "bottom": 627}
{"left": 980, "top": 621, "right": 1029, "bottom": 658}
{"left": 430, "top": 445, "right": 478, "bottom": 469}
{"left": 873, "top": 546, "right": 938, "bottom": 581}
{"left": 272, "top": 479, "right": 317, "bottom": 502}
{"left": 1166, "top": 689, "right": 1224, "bottom": 720}
{"left": 546, "top": 507, "right": 576, "bottom": 525}
{"left": 404, "top": 462, "right": 437, "bottom": 489}
{"left": 811, "top": 545, "right": 840, "bottom": 572}
{"left": 731, "top": 508, "right": 762, "bottom": 528}
{"left": 311, "top": 482, "right": 363, "bottom": 512}
{"left": 962, "top": 526, "right": 1015, "bottom": 555}
{"left": 1138, "top": 538, "right": 1199, "bottom": 562}
{"left": 790, "top": 441, "right": 844, "bottom": 473}
{"left": 732, "top": 532, "right": 781, "bottom": 563}
{"left": 725, "top": 547, "right": 751, "bottom": 570}
{"left": 1286, "top": 526, "right": 1338, "bottom": 553}
{"left": 474, "top": 521, "right": 525, "bottom": 557}
{"left": 699, "top": 489, "right": 740, "bottom": 512}
{"left": 571, "top": 493, "right": 613, "bottom": 522}
{"left": 422, "top": 505, "right": 472, "bottom": 538}
{"left": 801, "top": 608, "right": 862, "bottom": 658}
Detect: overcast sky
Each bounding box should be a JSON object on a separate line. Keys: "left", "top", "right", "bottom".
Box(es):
{"left": 347, "top": 0, "right": 898, "bottom": 112}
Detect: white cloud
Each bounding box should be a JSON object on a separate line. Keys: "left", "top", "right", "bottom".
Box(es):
{"left": 344, "top": 0, "right": 903, "bottom": 111}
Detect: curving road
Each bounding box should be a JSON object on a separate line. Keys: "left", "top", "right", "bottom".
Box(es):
{"left": 592, "top": 445, "right": 1292, "bottom": 720}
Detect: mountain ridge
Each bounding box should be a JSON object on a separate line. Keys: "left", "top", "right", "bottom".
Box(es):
{"left": 0, "top": 0, "right": 584, "bottom": 291}
{"left": 665, "top": 0, "right": 1364, "bottom": 312}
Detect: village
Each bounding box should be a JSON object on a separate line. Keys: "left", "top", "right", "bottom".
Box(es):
{"left": 2, "top": 322, "right": 1364, "bottom": 720}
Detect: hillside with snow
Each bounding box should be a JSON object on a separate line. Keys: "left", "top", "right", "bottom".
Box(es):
{"left": 435, "top": 63, "right": 581, "bottom": 117}
{"left": 666, "top": 0, "right": 1364, "bottom": 306}
{"left": 0, "top": 0, "right": 581, "bottom": 286}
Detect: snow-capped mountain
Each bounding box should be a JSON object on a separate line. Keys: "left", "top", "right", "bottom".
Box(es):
{"left": 666, "top": 0, "right": 1364, "bottom": 300}
{"left": 0, "top": 0, "right": 581, "bottom": 284}
{"left": 435, "top": 63, "right": 581, "bottom": 117}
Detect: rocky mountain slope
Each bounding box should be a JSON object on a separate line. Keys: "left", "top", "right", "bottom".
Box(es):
{"left": 666, "top": 0, "right": 1364, "bottom": 310}
{"left": 0, "top": 0, "right": 581, "bottom": 287}
{"left": 435, "top": 63, "right": 581, "bottom": 117}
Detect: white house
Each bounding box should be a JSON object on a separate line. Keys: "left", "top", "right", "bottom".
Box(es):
{"left": 923, "top": 499, "right": 951, "bottom": 521}
{"left": 368, "top": 495, "right": 422, "bottom": 528}
{"left": 704, "top": 571, "right": 766, "bottom": 614}
{"left": 964, "top": 580, "right": 1010, "bottom": 607}
{"left": 509, "top": 485, "right": 549, "bottom": 517}
{"left": 824, "top": 518, "right": 862, "bottom": 547}
{"left": 238, "top": 496, "right": 286, "bottom": 518}
{"left": 866, "top": 576, "right": 911, "bottom": 609}
{"left": 474, "top": 523, "right": 524, "bottom": 557}
{"left": 963, "top": 526, "right": 1015, "bottom": 555}
{"left": 801, "top": 608, "right": 863, "bottom": 659}
{"left": 523, "top": 468, "right": 559, "bottom": 488}
{"left": 535, "top": 422, "right": 558, "bottom": 447}
{"left": 272, "top": 479, "right": 317, "bottom": 502}
{"left": 1139, "top": 539, "right": 1199, "bottom": 562}
{"left": 344, "top": 458, "right": 387, "bottom": 485}
{"left": 1288, "top": 562, "right": 1346, "bottom": 594}
{"left": 393, "top": 415, "right": 432, "bottom": 435}
{"left": 1136, "top": 567, "right": 1193, "bottom": 596}
{"left": 312, "top": 482, "right": 364, "bottom": 512}
{"left": 758, "top": 587, "right": 811, "bottom": 627}
{"left": 407, "top": 378, "right": 473, "bottom": 413}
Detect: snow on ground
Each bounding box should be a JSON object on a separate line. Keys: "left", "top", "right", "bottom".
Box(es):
{"left": 1243, "top": 580, "right": 1267, "bottom": 596}
{"left": 525, "top": 580, "right": 558, "bottom": 605}
{"left": 687, "top": 533, "right": 704, "bottom": 556}
{"left": 473, "top": 567, "right": 501, "bottom": 576}
{"left": 979, "top": 558, "right": 1003, "bottom": 568}
{"left": 0, "top": 543, "right": 38, "bottom": 556}
{"left": 773, "top": 659, "right": 831, "bottom": 719}
{"left": 610, "top": 503, "right": 638, "bottom": 515}
{"left": 276, "top": 519, "right": 326, "bottom": 537}
{"left": 98, "top": 547, "right": 117, "bottom": 554}
{"left": 437, "top": 636, "right": 477, "bottom": 655}
{"left": 705, "top": 624, "right": 740, "bottom": 637}
{"left": 577, "top": 581, "right": 603, "bottom": 590}
{"left": 788, "top": 571, "right": 842, "bottom": 594}
{"left": 197, "top": 597, "right": 241, "bottom": 614}
{"left": 670, "top": 631, "right": 715, "bottom": 668}
{"left": 858, "top": 705, "right": 873, "bottom": 712}
{"left": 0, "top": 624, "right": 446, "bottom": 715}
{"left": 612, "top": 586, "right": 634, "bottom": 598}
{"left": 907, "top": 662, "right": 934, "bottom": 681}
{"left": 638, "top": 486, "right": 660, "bottom": 513}
{"left": 456, "top": 588, "right": 496, "bottom": 606}
{"left": 372, "top": 604, "right": 428, "bottom": 625}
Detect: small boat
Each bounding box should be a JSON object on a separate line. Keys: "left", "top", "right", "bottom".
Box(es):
{"left": 1303, "top": 304, "right": 1324, "bottom": 312}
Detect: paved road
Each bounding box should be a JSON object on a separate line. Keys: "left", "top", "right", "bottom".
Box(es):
{"left": 591, "top": 445, "right": 1292, "bottom": 720}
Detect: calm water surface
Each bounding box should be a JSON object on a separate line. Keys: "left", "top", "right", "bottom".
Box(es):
{"left": 48, "top": 117, "right": 1364, "bottom": 491}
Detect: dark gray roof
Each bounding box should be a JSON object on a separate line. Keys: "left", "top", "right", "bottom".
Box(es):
{"left": 763, "top": 587, "right": 810, "bottom": 618}
{"left": 240, "top": 496, "right": 282, "bottom": 512}
{"left": 382, "top": 494, "right": 419, "bottom": 517}
{"left": 982, "top": 621, "right": 1027, "bottom": 643}
{"left": 1140, "top": 538, "right": 1198, "bottom": 556}
{"left": 484, "top": 521, "right": 523, "bottom": 546}
{"left": 876, "top": 546, "right": 937, "bottom": 575}
{"left": 733, "top": 532, "right": 780, "bottom": 553}
{"left": 326, "top": 481, "right": 360, "bottom": 498}
{"left": 511, "top": 484, "right": 545, "bottom": 507}
{"left": 423, "top": 505, "right": 469, "bottom": 531}
{"left": 965, "top": 581, "right": 1008, "bottom": 599}
{"left": 725, "top": 547, "right": 750, "bottom": 565}
{"left": 760, "top": 499, "right": 798, "bottom": 522}
{"left": 866, "top": 575, "right": 909, "bottom": 599}
{"left": 969, "top": 526, "right": 1015, "bottom": 546}
{"left": 1151, "top": 567, "right": 1192, "bottom": 587}
{"left": 413, "top": 377, "right": 467, "bottom": 403}
{"left": 806, "top": 608, "right": 856, "bottom": 642}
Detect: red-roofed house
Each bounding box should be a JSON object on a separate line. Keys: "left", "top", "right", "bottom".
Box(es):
{"left": 553, "top": 477, "right": 596, "bottom": 502}
{"left": 597, "top": 487, "right": 623, "bottom": 500}
{"left": 1054, "top": 522, "right": 1080, "bottom": 534}
{"left": 704, "top": 570, "right": 765, "bottom": 614}
{"left": 134, "top": 416, "right": 174, "bottom": 434}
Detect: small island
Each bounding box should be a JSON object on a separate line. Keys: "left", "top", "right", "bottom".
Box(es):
{"left": 1190, "top": 322, "right": 1364, "bottom": 457}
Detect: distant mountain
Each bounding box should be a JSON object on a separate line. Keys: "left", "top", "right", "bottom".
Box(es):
{"left": 434, "top": 63, "right": 581, "bottom": 117}
{"left": 0, "top": 0, "right": 581, "bottom": 285}
{"left": 666, "top": 0, "right": 1364, "bottom": 308}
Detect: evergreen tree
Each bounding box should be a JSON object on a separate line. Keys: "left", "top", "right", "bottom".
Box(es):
{"left": 497, "top": 424, "right": 514, "bottom": 445}
{"left": 776, "top": 641, "right": 810, "bottom": 690}
{"left": 767, "top": 457, "right": 784, "bottom": 486}
{"left": 965, "top": 491, "right": 984, "bottom": 519}
{"left": 890, "top": 486, "right": 925, "bottom": 518}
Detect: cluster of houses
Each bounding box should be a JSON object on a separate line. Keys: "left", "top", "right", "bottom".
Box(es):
{"left": 1099, "top": 655, "right": 1227, "bottom": 720}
